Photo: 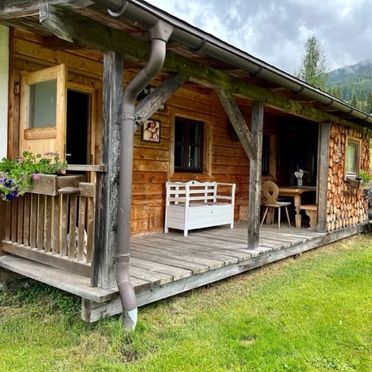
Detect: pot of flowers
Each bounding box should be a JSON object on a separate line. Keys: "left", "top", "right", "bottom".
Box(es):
{"left": 0, "top": 152, "right": 79, "bottom": 201}
{"left": 294, "top": 169, "right": 307, "bottom": 187}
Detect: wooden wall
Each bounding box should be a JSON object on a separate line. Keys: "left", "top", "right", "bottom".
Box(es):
{"left": 10, "top": 29, "right": 370, "bottom": 236}
{"left": 8, "top": 28, "right": 104, "bottom": 162}
{"left": 0, "top": 25, "right": 9, "bottom": 159}
{"left": 326, "top": 123, "right": 369, "bottom": 231}
{"left": 132, "top": 90, "right": 253, "bottom": 234}
{"left": 9, "top": 29, "right": 253, "bottom": 235}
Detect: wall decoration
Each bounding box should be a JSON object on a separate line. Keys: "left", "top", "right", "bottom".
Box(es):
{"left": 142, "top": 119, "right": 161, "bottom": 143}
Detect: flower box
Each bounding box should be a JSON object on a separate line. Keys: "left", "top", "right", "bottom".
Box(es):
{"left": 346, "top": 177, "right": 361, "bottom": 189}
{"left": 30, "top": 174, "right": 82, "bottom": 196}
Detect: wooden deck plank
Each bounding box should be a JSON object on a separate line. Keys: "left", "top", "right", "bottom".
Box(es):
{"left": 137, "top": 232, "right": 272, "bottom": 259}
{"left": 130, "top": 250, "right": 210, "bottom": 274}
{"left": 131, "top": 242, "right": 227, "bottom": 270}
{"left": 194, "top": 231, "right": 247, "bottom": 244}
{"left": 136, "top": 236, "right": 241, "bottom": 265}
{"left": 151, "top": 234, "right": 251, "bottom": 256}
{"left": 154, "top": 233, "right": 247, "bottom": 251}
{"left": 129, "top": 265, "right": 173, "bottom": 285}
{"left": 130, "top": 257, "right": 192, "bottom": 281}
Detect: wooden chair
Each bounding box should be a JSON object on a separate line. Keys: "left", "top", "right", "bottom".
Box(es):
{"left": 260, "top": 181, "right": 291, "bottom": 229}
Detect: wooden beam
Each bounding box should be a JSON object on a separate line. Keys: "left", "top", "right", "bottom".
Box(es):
{"left": 92, "top": 51, "right": 122, "bottom": 289}
{"left": 0, "top": 0, "right": 86, "bottom": 20}
{"left": 40, "top": 7, "right": 365, "bottom": 129}
{"left": 41, "top": 35, "right": 82, "bottom": 49}
{"left": 248, "top": 102, "right": 264, "bottom": 249}
{"left": 217, "top": 89, "right": 257, "bottom": 160}
{"left": 134, "top": 73, "right": 189, "bottom": 129}
{"left": 317, "top": 122, "right": 331, "bottom": 232}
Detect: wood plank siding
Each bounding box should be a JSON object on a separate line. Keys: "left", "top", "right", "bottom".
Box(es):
{"left": 7, "top": 29, "right": 371, "bottom": 238}
{"left": 326, "top": 124, "right": 370, "bottom": 231}
{"left": 8, "top": 29, "right": 256, "bottom": 235}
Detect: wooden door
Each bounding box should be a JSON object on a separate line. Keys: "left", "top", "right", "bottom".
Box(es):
{"left": 19, "top": 64, "right": 67, "bottom": 159}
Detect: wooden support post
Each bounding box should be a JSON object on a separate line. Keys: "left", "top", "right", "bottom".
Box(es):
{"left": 248, "top": 101, "right": 264, "bottom": 249}
{"left": 135, "top": 73, "right": 188, "bottom": 129}
{"left": 216, "top": 89, "right": 257, "bottom": 160}
{"left": 92, "top": 51, "right": 122, "bottom": 289}
{"left": 317, "top": 122, "right": 331, "bottom": 232}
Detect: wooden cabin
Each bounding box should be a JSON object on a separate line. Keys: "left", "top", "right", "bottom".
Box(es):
{"left": 0, "top": 1, "right": 371, "bottom": 322}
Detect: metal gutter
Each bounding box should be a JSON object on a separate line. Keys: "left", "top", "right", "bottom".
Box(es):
{"left": 91, "top": 0, "right": 372, "bottom": 126}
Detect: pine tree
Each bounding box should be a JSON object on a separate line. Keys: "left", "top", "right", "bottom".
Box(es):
{"left": 351, "top": 94, "right": 358, "bottom": 108}
{"left": 296, "top": 36, "right": 328, "bottom": 90}
{"left": 367, "top": 93, "right": 372, "bottom": 113}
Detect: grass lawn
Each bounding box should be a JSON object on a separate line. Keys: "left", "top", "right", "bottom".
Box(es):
{"left": 0, "top": 234, "right": 371, "bottom": 371}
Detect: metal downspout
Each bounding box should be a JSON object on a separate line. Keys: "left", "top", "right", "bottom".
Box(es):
{"left": 116, "top": 19, "right": 173, "bottom": 330}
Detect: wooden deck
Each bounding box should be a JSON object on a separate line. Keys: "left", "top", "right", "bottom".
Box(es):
{"left": 128, "top": 224, "right": 323, "bottom": 288}
{"left": 0, "top": 223, "right": 367, "bottom": 322}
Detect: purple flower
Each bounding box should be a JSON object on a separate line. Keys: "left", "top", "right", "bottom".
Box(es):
{"left": 0, "top": 177, "right": 5, "bottom": 183}
{"left": 32, "top": 173, "right": 41, "bottom": 181}
{"left": 6, "top": 193, "right": 14, "bottom": 200}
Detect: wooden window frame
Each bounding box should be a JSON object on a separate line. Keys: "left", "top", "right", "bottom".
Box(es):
{"left": 169, "top": 110, "right": 212, "bottom": 178}
{"left": 344, "top": 136, "right": 361, "bottom": 180}
{"left": 19, "top": 64, "right": 67, "bottom": 159}
{"left": 174, "top": 117, "right": 204, "bottom": 172}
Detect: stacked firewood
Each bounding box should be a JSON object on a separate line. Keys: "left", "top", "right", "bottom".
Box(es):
{"left": 326, "top": 124, "right": 369, "bottom": 231}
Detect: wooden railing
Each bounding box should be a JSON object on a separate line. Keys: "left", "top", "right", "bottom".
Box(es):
{"left": 1, "top": 182, "right": 96, "bottom": 277}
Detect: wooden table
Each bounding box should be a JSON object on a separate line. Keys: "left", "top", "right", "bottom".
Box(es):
{"left": 278, "top": 186, "right": 316, "bottom": 228}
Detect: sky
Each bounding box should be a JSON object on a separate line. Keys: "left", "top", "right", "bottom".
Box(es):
{"left": 145, "top": 0, "right": 372, "bottom": 74}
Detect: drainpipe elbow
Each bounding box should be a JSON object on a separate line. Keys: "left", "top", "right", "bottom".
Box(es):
{"left": 123, "top": 20, "right": 173, "bottom": 106}
{"left": 116, "top": 255, "right": 137, "bottom": 330}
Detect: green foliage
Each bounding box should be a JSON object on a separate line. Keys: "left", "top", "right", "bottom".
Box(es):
{"left": 0, "top": 236, "right": 371, "bottom": 371}
{"left": 296, "top": 36, "right": 328, "bottom": 90}
{"left": 0, "top": 151, "right": 66, "bottom": 201}
{"left": 359, "top": 169, "right": 372, "bottom": 183}
{"left": 327, "top": 60, "right": 372, "bottom": 112}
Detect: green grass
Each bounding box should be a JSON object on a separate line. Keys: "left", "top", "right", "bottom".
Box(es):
{"left": 1, "top": 235, "right": 371, "bottom": 371}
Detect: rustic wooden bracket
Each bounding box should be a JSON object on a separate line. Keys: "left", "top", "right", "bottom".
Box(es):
{"left": 134, "top": 73, "right": 189, "bottom": 130}
{"left": 217, "top": 89, "right": 257, "bottom": 161}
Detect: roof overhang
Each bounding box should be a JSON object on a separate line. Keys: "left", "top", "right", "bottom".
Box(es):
{"left": 1, "top": 0, "right": 372, "bottom": 129}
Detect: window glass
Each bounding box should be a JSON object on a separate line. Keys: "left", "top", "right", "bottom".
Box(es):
{"left": 174, "top": 117, "right": 204, "bottom": 172}
{"left": 345, "top": 139, "right": 359, "bottom": 178}
{"left": 29, "top": 79, "right": 57, "bottom": 128}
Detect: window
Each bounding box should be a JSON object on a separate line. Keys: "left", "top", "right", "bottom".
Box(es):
{"left": 174, "top": 117, "right": 204, "bottom": 172}
{"left": 29, "top": 79, "right": 57, "bottom": 128}
{"left": 345, "top": 137, "right": 360, "bottom": 179}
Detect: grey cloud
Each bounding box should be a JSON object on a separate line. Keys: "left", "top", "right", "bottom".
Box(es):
{"left": 147, "top": 0, "right": 372, "bottom": 72}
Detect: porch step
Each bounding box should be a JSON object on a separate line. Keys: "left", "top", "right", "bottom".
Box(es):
{"left": 0, "top": 254, "right": 117, "bottom": 303}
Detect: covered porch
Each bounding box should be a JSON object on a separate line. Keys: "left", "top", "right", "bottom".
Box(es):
{"left": 0, "top": 222, "right": 366, "bottom": 322}
{"left": 0, "top": 1, "right": 370, "bottom": 326}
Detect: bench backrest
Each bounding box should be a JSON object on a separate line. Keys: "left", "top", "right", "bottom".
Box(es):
{"left": 166, "top": 180, "right": 235, "bottom": 207}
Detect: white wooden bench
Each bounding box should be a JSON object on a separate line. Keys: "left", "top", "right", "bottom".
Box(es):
{"left": 165, "top": 180, "right": 236, "bottom": 236}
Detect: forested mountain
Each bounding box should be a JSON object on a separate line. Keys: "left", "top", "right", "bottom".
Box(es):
{"left": 327, "top": 59, "right": 372, "bottom": 113}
